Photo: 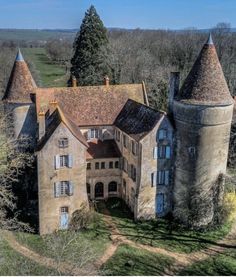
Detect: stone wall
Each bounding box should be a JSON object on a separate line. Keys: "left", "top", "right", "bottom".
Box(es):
{"left": 37, "top": 122, "right": 88, "bottom": 235}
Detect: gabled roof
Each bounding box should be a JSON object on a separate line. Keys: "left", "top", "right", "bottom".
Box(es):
{"left": 37, "top": 105, "right": 88, "bottom": 151}
{"left": 34, "top": 84, "right": 145, "bottom": 126}
{"left": 3, "top": 49, "right": 37, "bottom": 103}
{"left": 176, "top": 34, "right": 233, "bottom": 106}
{"left": 114, "top": 99, "right": 164, "bottom": 141}
{"left": 86, "top": 139, "right": 121, "bottom": 160}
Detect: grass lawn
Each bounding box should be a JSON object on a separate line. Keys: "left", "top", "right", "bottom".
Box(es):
{"left": 15, "top": 213, "right": 111, "bottom": 267}
{"left": 178, "top": 249, "right": 236, "bottom": 276}
{"left": 0, "top": 237, "right": 59, "bottom": 276}
{"left": 98, "top": 198, "right": 232, "bottom": 254}
{"left": 22, "top": 48, "right": 68, "bottom": 87}
{"left": 102, "top": 243, "right": 174, "bottom": 276}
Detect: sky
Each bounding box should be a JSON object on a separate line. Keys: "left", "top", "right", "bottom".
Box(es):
{"left": 0, "top": 0, "right": 235, "bottom": 30}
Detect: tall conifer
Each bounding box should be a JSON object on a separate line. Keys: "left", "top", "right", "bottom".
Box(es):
{"left": 69, "top": 5, "right": 111, "bottom": 86}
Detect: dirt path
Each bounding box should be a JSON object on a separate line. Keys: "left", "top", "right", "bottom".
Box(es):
{"left": 1, "top": 230, "right": 95, "bottom": 276}
{"left": 99, "top": 212, "right": 236, "bottom": 275}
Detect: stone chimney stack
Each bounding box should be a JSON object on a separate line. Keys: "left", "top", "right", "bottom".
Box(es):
{"left": 72, "top": 76, "right": 77, "bottom": 87}
{"left": 104, "top": 76, "right": 109, "bottom": 87}
{"left": 49, "top": 99, "right": 58, "bottom": 114}
{"left": 168, "top": 72, "right": 180, "bottom": 115}
{"left": 38, "top": 111, "right": 46, "bottom": 140}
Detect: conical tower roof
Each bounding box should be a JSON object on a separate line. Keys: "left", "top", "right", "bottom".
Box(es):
{"left": 3, "top": 49, "right": 37, "bottom": 103}
{"left": 176, "top": 34, "right": 233, "bottom": 105}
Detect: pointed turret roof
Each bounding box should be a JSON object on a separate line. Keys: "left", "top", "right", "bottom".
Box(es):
{"left": 176, "top": 34, "right": 233, "bottom": 105}
{"left": 3, "top": 49, "right": 37, "bottom": 103}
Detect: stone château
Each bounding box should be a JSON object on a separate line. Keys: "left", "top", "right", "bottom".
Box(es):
{"left": 2, "top": 35, "right": 234, "bottom": 234}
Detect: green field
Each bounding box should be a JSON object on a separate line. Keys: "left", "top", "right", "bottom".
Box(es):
{"left": 22, "top": 48, "right": 68, "bottom": 87}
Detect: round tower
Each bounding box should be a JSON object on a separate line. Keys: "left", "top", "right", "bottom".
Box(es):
{"left": 173, "top": 34, "right": 234, "bottom": 228}
{"left": 2, "top": 49, "right": 37, "bottom": 144}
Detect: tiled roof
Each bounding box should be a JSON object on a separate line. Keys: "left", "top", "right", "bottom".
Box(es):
{"left": 114, "top": 99, "right": 164, "bottom": 141}
{"left": 3, "top": 50, "right": 36, "bottom": 103}
{"left": 37, "top": 105, "right": 88, "bottom": 151}
{"left": 86, "top": 139, "right": 121, "bottom": 160}
{"left": 34, "top": 84, "right": 145, "bottom": 126}
{"left": 176, "top": 35, "right": 234, "bottom": 106}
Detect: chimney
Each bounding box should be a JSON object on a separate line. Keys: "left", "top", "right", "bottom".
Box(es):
{"left": 49, "top": 99, "right": 58, "bottom": 114}
{"left": 168, "top": 72, "right": 180, "bottom": 115}
{"left": 72, "top": 75, "right": 77, "bottom": 87}
{"left": 38, "top": 111, "right": 46, "bottom": 140}
{"left": 104, "top": 76, "right": 109, "bottom": 87}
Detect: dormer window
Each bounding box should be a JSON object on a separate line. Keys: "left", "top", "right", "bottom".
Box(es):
{"left": 91, "top": 128, "right": 99, "bottom": 139}
{"left": 58, "top": 138, "right": 68, "bottom": 148}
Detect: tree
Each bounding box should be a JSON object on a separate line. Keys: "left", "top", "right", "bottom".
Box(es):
{"left": 69, "top": 5, "right": 112, "bottom": 86}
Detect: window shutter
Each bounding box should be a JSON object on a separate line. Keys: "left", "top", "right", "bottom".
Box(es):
{"left": 87, "top": 129, "right": 91, "bottom": 140}
{"left": 165, "top": 170, "right": 169, "bottom": 185}
{"left": 166, "top": 146, "right": 171, "bottom": 159}
{"left": 54, "top": 182, "right": 60, "bottom": 198}
{"left": 152, "top": 172, "right": 157, "bottom": 187}
{"left": 68, "top": 155, "right": 73, "bottom": 168}
{"left": 54, "top": 155, "right": 60, "bottom": 169}
{"left": 158, "top": 171, "right": 162, "bottom": 185}
{"left": 69, "top": 181, "right": 73, "bottom": 196}
{"left": 153, "top": 146, "right": 158, "bottom": 159}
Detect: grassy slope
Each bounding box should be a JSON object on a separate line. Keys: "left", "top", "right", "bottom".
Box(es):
{"left": 102, "top": 243, "right": 174, "bottom": 276}
{"left": 99, "top": 198, "right": 232, "bottom": 254}
{"left": 0, "top": 238, "right": 58, "bottom": 276}
{"left": 178, "top": 249, "right": 236, "bottom": 276}
{"left": 22, "top": 48, "right": 68, "bottom": 87}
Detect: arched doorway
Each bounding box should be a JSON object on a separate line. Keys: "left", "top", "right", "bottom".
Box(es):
{"left": 95, "top": 182, "right": 104, "bottom": 198}
{"left": 108, "top": 181, "right": 117, "bottom": 196}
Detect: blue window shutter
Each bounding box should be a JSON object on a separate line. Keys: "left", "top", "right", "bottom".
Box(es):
{"left": 54, "top": 182, "right": 60, "bottom": 197}
{"left": 87, "top": 129, "right": 91, "bottom": 140}
{"left": 153, "top": 146, "right": 158, "bottom": 159}
{"left": 69, "top": 181, "right": 73, "bottom": 196}
{"left": 166, "top": 146, "right": 171, "bottom": 159}
{"left": 158, "top": 171, "right": 162, "bottom": 185}
{"left": 165, "top": 171, "right": 169, "bottom": 185}
{"left": 54, "top": 155, "right": 60, "bottom": 169}
{"left": 68, "top": 155, "right": 73, "bottom": 168}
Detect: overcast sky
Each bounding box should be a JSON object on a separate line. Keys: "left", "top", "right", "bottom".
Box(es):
{"left": 0, "top": 0, "right": 235, "bottom": 30}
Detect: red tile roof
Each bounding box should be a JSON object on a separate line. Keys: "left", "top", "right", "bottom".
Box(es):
{"left": 176, "top": 37, "right": 234, "bottom": 106}
{"left": 86, "top": 139, "right": 121, "bottom": 160}
{"left": 34, "top": 84, "right": 145, "bottom": 126}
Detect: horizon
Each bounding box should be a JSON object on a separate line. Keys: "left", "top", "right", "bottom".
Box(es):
{"left": 0, "top": 0, "right": 235, "bottom": 30}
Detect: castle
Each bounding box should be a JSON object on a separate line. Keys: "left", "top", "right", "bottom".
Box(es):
{"left": 2, "top": 35, "right": 234, "bottom": 235}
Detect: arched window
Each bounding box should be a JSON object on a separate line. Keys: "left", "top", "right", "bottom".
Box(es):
{"left": 108, "top": 181, "right": 117, "bottom": 194}
{"left": 95, "top": 182, "right": 104, "bottom": 198}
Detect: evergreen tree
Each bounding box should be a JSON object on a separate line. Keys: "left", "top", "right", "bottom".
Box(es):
{"left": 69, "top": 5, "right": 112, "bottom": 86}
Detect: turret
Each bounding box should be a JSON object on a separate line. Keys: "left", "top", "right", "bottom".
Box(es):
{"left": 173, "top": 34, "right": 234, "bottom": 229}
{"left": 3, "top": 49, "right": 36, "bottom": 103}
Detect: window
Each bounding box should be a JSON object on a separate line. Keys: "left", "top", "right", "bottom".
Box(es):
{"left": 158, "top": 129, "right": 167, "bottom": 140}
{"left": 58, "top": 138, "right": 68, "bottom": 148}
{"left": 86, "top": 183, "right": 91, "bottom": 194}
{"left": 115, "top": 161, "right": 119, "bottom": 168}
{"left": 60, "top": 155, "right": 69, "bottom": 167}
{"left": 91, "top": 128, "right": 99, "bottom": 139}
{"left": 55, "top": 155, "right": 72, "bottom": 169}
{"left": 109, "top": 161, "right": 113, "bottom": 169}
{"left": 123, "top": 158, "right": 128, "bottom": 173}
{"left": 54, "top": 181, "right": 73, "bottom": 197}
{"left": 95, "top": 162, "right": 99, "bottom": 170}
{"left": 101, "top": 162, "right": 105, "bottom": 169}
{"left": 158, "top": 145, "right": 171, "bottom": 159}
{"left": 131, "top": 141, "right": 138, "bottom": 155}
{"left": 116, "top": 130, "right": 121, "bottom": 142}
{"left": 61, "top": 207, "right": 69, "bottom": 213}
{"left": 157, "top": 170, "right": 169, "bottom": 185}
{"left": 151, "top": 172, "right": 157, "bottom": 187}
{"left": 188, "top": 147, "right": 196, "bottom": 158}
{"left": 123, "top": 134, "right": 128, "bottom": 148}
{"left": 87, "top": 163, "right": 91, "bottom": 170}
{"left": 108, "top": 182, "right": 117, "bottom": 193}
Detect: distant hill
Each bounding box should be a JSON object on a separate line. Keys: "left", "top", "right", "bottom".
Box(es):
{"left": 0, "top": 28, "right": 235, "bottom": 42}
